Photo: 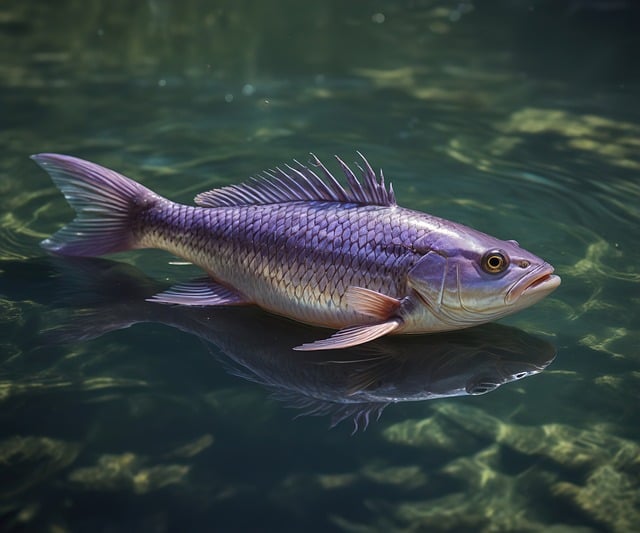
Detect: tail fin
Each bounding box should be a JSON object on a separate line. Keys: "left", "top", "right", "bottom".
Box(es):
{"left": 32, "top": 154, "right": 162, "bottom": 256}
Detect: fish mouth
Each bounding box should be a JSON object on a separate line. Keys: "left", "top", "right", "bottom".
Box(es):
{"left": 506, "top": 264, "right": 561, "bottom": 305}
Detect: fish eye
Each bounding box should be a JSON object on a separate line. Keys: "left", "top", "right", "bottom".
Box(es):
{"left": 481, "top": 249, "right": 509, "bottom": 274}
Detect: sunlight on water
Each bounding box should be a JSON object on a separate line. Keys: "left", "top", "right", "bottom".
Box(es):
{"left": 0, "top": 1, "right": 639, "bottom": 531}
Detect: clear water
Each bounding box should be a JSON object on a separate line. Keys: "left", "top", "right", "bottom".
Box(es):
{"left": 1, "top": 1, "right": 639, "bottom": 531}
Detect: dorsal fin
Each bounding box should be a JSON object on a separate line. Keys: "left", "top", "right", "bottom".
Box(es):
{"left": 269, "top": 391, "right": 389, "bottom": 433}
{"left": 194, "top": 152, "right": 396, "bottom": 208}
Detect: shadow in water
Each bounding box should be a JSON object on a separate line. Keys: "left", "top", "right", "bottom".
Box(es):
{"left": 3, "top": 257, "right": 556, "bottom": 431}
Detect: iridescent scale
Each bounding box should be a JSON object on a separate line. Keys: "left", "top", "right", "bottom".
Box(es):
{"left": 139, "top": 199, "right": 428, "bottom": 328}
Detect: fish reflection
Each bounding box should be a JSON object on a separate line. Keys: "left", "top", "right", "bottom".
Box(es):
{"left": 40, "top": 258, "right": 556, "bottom": 431}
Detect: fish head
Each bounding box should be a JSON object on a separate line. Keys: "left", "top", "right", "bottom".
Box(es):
{"left": 406, "top": 226, "right": 561, "bottom": 328}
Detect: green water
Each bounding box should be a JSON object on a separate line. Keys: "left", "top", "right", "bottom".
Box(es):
{"left": 1, "top": 1, "right": 639, "bottom": 531}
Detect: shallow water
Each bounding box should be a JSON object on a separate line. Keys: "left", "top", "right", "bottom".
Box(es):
{"left": 1, "top": 1, "right": 639, "bottom": 531}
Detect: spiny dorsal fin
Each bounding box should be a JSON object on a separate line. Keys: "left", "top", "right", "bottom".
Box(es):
{"left": 194, "top": 152, "right": 396, "bottom": 208}
{"left": 270, "top": 391, "right": 389, "bottom": 433}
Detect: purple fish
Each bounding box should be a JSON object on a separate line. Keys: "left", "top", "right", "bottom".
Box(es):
{"left": 32, "top": 152, "right": 560, "bottom": 350}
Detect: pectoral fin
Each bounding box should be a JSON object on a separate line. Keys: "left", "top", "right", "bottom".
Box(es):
{"left": 345, "top": 286, "right": 401, "bottom": 319}
{"left": 147, "top": 277, "right": 249, "bottom": 306}
{"left": 293, "top": 319, "right": 401, "bottom": 351}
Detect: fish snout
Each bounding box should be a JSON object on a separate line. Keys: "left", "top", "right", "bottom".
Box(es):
{"left": 505, "top": 263, "right": 561, "bottom": 305}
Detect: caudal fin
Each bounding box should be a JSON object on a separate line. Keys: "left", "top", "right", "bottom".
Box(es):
{"left": 32, "top": 154, "right": 162, "bottom": 256}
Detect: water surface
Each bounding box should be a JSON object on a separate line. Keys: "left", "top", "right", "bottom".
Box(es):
{"left": 1, "top": 1, "right": 639, "bottom": 531}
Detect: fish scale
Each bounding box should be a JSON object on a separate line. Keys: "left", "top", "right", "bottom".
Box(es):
{"left": 32, "top": 152, "right": 560, "bottom": 350}
{"left": 137, "top": 201, "right": 423, "bottom": 328}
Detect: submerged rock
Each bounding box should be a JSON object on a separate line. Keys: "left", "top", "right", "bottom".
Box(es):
{"left": 0, "top": 435, "right": 81, "bottom": 498}
{"left": 432, "top": 403, "right": 640, "bottom": 470}
{"left": 382, "top": 412, "right": 482, "bottom": 455}
{"left": 553, "top": 465, "right": 640, "bottom": 533}
{"left": 331, "top": 445, "right": 591, "bottom": 532}
{"left": 368, "top": 403, "right": 640, "bottom": 532}
{"left": 68, "top": 452, "right": 190, "bottom": 494}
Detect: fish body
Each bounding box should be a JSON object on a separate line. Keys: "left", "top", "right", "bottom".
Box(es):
{"left": 141, "top": 201, "right": 426, "bottom": 328}
{"left": 33, "top": 152, "right": 560, "bottom": 349}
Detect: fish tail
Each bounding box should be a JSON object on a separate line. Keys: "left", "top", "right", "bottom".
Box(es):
{"left": 32, "top": 153, "right": 163, "bottom": 256}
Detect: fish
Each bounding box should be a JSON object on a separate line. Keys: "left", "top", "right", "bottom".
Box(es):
{"left": 36, "top": 257, "right": 556, "bottom": 432}
{"left": 32, "top": 152, "right": 561, "bottom": 350}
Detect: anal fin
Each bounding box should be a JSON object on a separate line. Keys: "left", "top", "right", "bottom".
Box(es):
{"left": 147, "top": 277, "right": 249, "bottom": 306}
{"left": 293, "top": 319, "right": 401, "bottom": 351}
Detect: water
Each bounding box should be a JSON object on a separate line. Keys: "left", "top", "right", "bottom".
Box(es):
{"left": 1, "top": 1, "right": 639, "bottom": 531}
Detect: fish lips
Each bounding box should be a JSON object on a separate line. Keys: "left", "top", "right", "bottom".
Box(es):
{"left": 505, "top": 263, "right": 561, "bottom": 305}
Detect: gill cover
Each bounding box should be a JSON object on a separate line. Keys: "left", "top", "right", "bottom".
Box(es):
{"left": 406, "top": 250, "right": 453, "bottom": 309}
